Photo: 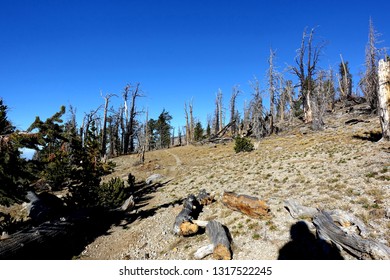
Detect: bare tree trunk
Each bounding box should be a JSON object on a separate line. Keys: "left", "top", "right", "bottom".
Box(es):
{"left": 217, "top": 89, "right": 223, "bottom": 131}
{"left": 101, "top": 93, "right": 116, "bottom": 157}
{"left": 184, "top": 102, "right": 190, "bottom": 145}
{"left": 268, "top": 49, "right": 276, "bottom": 120}
{"left": 290, "top": 27, "right": 323, "bottom": 124}
{"left": 230, "top": 85, "right": 239, "bottom": 136}
{"left": 360, "top": 18, "right": 380, "bottom": 111}
{"left": 378, "top": 59, "right": 390, "bottom": 141}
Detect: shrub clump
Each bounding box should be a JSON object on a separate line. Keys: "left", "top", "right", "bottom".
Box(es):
{"left": 95, "top": 177, "right": 130, "bottom": 209}
{"left": 234, "top": 137, "right": 254, "bottom": 153}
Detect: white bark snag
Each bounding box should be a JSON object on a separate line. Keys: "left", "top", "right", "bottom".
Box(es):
{"left": 378, "top": 59, "right": 390, "bottom": 141}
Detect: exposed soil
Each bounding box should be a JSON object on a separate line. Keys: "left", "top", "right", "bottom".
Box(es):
{"left": 76, "top": 104, "right": 390, "bottom": 260}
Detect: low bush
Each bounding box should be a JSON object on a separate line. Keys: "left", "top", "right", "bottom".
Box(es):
{"left": 234, "top": 137, "right": 254, "bottom": 153}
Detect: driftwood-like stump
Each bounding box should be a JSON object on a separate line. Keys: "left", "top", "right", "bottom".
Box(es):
{"left": 205, "top": 220, "right": 232, "bottom": 260}
{"left": 222, "top": 191, "right": 270, "bottom": 219}
{"left": 284, "top": 200, "right": 390, "bottom": 260}
{"left": 313, "top": 211, "right": 390, "bottom": 260}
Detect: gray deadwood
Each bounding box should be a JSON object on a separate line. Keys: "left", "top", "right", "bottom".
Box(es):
{"left": 284, "top": 200, "right": 390, "bottom": 260}
{"left": 173, "top": 190, "right": 214, "bottom": 236}
{"left": 313, "top": 211, "right": 390, "bottom": 260}
{"left": 205, "top": 220, "right": 232, "bottom": 260}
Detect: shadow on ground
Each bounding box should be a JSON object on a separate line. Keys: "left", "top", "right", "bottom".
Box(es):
{"left": 353, "top": 131, "right": 382, "bottom": 142}
{"left": 0, "top": 179, "right": 174, "bottom": 260}
{"left": 278, "top": 221, "right": 344, "bottom": 260}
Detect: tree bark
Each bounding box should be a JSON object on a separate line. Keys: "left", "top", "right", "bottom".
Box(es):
{"left": 378, "top": 59, "right": 390, "bottom": 140}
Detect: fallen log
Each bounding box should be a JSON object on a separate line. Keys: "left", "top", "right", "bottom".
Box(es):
{"left": 0, "top": 193, "right": 134, "bottom": 259}
{"left": 204, "top": 221, "right": 232, "bottom": 260}
{"left": 284, "top": 200, "right": 368, "bottom": 237}
{"left": 172, "top": 190, "right": 214, "bottom": 236}
{"left": 313, "top": 211, "right": 390, "bottom": 260}
{"left": 172, "top": 194, "right": 201, "bottom": 236}
{"left": 284, "top": 199, "right": 318, "bottom": 219}
{"left": 222, "top": 191, "right": 270, "bottom": 219}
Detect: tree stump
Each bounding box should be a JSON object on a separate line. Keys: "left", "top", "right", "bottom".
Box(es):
{"left": 222, "top": 191, "right": 270, "bottom": 219}
{"left": 205, "top": 220, "right": 232, "bottom": 260}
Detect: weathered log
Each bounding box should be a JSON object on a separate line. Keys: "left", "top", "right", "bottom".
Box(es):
{"left": 172, "top": 194, "right": 201, "bottom": 236}
{"left": 313, "top": 211, "right": 390, "bottom": 260}
{"left": 0, "top": 220, "right": 76, "bottom": 259}
{"left": 284, "top": 199, "right": 318, "bottom": 219}
{"left": 284, "top": 200, "right": 369, "bottom": 238}
{"left": 327, "top": 209, "right": 368, "bottom": 238}
{"left": 0, "top": 192, "right": 134, "bottom": 259}
{"left": 205, "top": 220, "right": 232, "bottom": 260}
{"left": 173, "top": 190, "right": 214, "bottom": 236}
{"left": 222, "top": 191, "right": 270, "bottom": 219}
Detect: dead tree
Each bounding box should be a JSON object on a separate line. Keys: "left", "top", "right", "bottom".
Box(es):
{"left": 189, "top": 100, "right": 195, "bottom": 142}
{"left": 268, "top": 48, "right": 277, "bottom": 121}
{"left": 122, "top": 83, "right": 142, "bottom": 154}
{"left": 311, "top": 70, "right": 328, "bottom": 130}
{"left": 249, "top": 77, "right": 265, "bottom": 139}
{"left": 101, "top": 92, "right": 116, "bottom": 157}
{"left": 213, "top": 89, "right": 224, "bottom": 134}
{"left": 360, "top": 18, "right": 380, "bottom": 111}
{"left": 290, "top": 27, "right": 324, "bottom": 123}
{"left": 378, "top": 58, "right": 390, "bottom": 140}
{"left": 184, "top": 102, "right": 191, "bottom": 145}
{"left": 229, "top": 85, "right": 240, "bottom": 136}
{"left": 337, "top": 55, "right": 352, "bottom": 103}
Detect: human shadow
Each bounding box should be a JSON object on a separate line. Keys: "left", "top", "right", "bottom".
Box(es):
{"left": 278, "top": 221, "right": 344, "bottom": 260}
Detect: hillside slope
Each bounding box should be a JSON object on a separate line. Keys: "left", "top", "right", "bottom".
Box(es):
{"left": 78, "top": 104, "right": 390, "bottom": 260}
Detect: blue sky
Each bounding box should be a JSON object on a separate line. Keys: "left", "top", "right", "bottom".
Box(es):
{"left": 1, "top": 0, "right": 389, "bottom": 132}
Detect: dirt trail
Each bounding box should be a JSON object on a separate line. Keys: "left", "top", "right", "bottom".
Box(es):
{"left": 78, "top": 108, "right": 390, "bottom": 260}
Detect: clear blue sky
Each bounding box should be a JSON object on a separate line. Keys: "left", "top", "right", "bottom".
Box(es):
{"left": 1, "top": 0, "right": 389, "bottom": 132}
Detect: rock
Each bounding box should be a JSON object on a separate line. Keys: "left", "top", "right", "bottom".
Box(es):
{"left": 146, "top": 174, "right": 164, "bottom": 185}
